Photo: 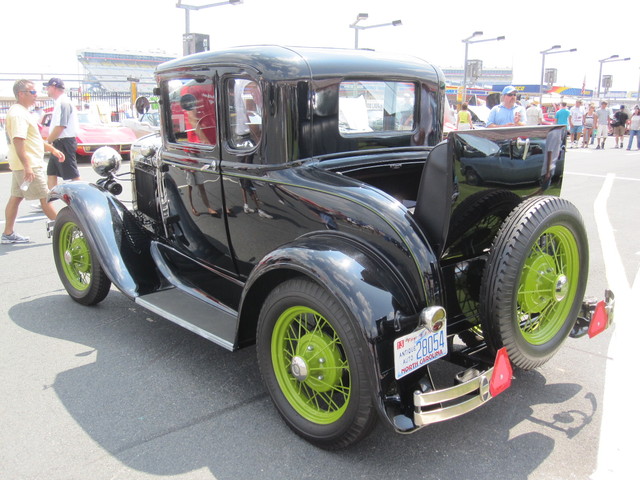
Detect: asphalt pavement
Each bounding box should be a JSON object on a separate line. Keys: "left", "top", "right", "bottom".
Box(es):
{"left": 0, "top": 145, "right": 638, "bottom": 479}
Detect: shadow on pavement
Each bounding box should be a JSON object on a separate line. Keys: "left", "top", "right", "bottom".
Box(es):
{"left": 10, "top": 292, "right": 598, "bottom": 479}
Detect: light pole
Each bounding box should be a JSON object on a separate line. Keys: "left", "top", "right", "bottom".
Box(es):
{"left": 538, "top": 45, "right": 577, "bottom": 103}
{"left": 597, "top": 55, "right": 631, "bottom": 99}
{"left": 176, "top": 0, "right": 242, "bottom": 35}
{"left": 461, "top": 32, "right": 505, "bottom": 104}
{"left": 349, "top": 13, "right": 402, "bottom": 50}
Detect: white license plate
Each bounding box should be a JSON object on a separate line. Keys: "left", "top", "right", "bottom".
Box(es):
{"left": 394, "top": 327, "right": 447, "bottom": 379}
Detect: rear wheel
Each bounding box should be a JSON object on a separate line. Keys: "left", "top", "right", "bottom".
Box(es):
{"left": 256, "top": 278, "right": 376, "bottom": 449}
{"left": 53, "top": 207, "right": 111, "bottom": 306}
{"left": 480, "top": 197, "right": 588, "bottom": 370}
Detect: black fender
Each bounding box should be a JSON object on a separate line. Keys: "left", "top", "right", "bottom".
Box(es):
{"left": 49, "top": 182, "right": 161, "bottom": 298}
{"left": 239, "top": 232, "right": 420, "bottom": 427}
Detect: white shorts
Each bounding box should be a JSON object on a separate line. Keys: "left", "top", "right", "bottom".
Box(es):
{"left": 597, "top": 125, "right": 608, "bottom": 138}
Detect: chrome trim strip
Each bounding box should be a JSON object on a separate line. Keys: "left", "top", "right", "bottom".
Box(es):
{"left": 413, "top": 368, "right": 494, "bottom": 426}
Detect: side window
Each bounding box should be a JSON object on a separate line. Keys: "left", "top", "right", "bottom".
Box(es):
{"left": 166, "top": 78, "right": 217, "bottom": 145}
{"left": 226, "top": 78, "right": 263, "bottom": 149}
{"left": 338, "top": 81, "right": 415, "bottom": 134}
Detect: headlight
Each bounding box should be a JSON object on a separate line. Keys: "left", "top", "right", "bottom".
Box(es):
{"left": 91, "top": 146, "right": 122, "bottom": 177}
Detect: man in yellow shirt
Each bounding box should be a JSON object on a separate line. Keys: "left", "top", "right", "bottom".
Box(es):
{"left": 2, "top": 80, "right": 64, "bottom": 244}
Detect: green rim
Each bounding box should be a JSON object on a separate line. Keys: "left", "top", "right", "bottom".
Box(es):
{"left": 517, "top": 225, "right": 580, "bottom": 345}
{"left": 271, "top": 306, "right": 351, "bottom": 424}
{"left": 58, "top": 221, "right": 92, "bottom": 291}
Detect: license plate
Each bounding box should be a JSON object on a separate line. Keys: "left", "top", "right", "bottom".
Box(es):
{"left": 394, "top": 327, "right": 447, "bottom": 379}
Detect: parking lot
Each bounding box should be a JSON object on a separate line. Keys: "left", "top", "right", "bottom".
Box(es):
{"left": 1, "top": 146, "right": 638, "bottom": 479}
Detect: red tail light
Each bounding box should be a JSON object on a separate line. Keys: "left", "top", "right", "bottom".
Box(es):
{"left": 489, "top": 348, "right": 513, "bottom": 397}
{"left": 588, "top": 301, "right": 608, "bottom": 338}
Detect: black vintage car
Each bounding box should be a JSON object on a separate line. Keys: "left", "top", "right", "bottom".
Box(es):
{"left": 49, "top": 46, "right": 613, "bottom": 449}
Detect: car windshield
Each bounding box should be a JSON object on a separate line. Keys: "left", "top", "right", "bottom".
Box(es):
{"left": 77, "top": 111, "right": 103, "bottom": 124}
{"left": 141, "top": 112, "right": 160, "bottom": 126}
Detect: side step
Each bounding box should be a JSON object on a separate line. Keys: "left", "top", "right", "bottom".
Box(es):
{"left": 136, "top": 288, "right": 237, "bottom": 351}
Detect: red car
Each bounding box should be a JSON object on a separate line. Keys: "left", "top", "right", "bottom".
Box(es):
{"left": 39, "top": 110, "right": 138, "bottom": 158}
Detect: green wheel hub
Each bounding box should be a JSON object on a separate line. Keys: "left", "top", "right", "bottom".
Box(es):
{"left": 271, "top": 306, "right": 351, "bottom": 424}
{"left": 58, "top": 222, "right": 92, "bottom": 291}
{"left": 517, "top": 225, "right": 580, "bottom": 345}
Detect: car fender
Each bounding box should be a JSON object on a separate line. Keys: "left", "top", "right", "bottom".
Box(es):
{"left": 239, "top": 232, "right": 419, "bottom": 423}
{"left": 49, "top": 182, "right": 160, "bottom": 298}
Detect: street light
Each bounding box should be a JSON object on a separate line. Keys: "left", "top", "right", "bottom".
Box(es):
{"left": 461, "top": 31, "right": 505, "bottom": 104}
{"left": 538, "top": 45, "right": 577, "bottom": 103}
{"left": 349, "top": 13, "right": 402, "bottom": 49}
{"left": 176, "top": 0, "right": 243, "bottom": 34}
{"left": 597, "top": 55, "right": 631, "bottom": 99}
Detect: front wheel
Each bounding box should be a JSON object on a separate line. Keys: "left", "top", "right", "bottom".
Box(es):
{"left": 480, "top": 197, "right": 588, "bottom": 370}
{"left": 256, "top": 278, "right": 376, "bottom": 449}
{"left": 53, "top": 207, "right": 111, "bottom": 306}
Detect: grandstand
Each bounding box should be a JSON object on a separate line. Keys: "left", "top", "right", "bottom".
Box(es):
{"left": 441, "top": 67, "right": 513, "bottom": 88}
{"left": 77, "top": 49, "right": 176, "bottom": 93}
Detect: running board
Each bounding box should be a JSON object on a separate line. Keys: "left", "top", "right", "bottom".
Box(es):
{"left": 136, "top": 288, "right": 237, "bottom": 351}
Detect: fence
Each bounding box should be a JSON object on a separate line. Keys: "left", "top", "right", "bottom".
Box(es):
{"left": 1, "top": 91, "right": 144, "bottom": 126}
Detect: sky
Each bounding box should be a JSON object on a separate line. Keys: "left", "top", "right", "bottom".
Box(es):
{"left": 1, "top": 0, "right": 638, "bottom": 96}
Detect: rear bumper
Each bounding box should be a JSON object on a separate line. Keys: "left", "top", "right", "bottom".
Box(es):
{"left": 414, "top": 367, "right": 495, "bottom": 426}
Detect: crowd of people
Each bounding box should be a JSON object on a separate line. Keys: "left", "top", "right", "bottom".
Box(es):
{"left": 550, "top": 100, "right": 640, "bottom": 150}
{"left": 459, "top": 85, "right": 640, "bottom": 151}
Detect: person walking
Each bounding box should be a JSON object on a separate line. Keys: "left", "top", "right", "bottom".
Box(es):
{"left": 612, "top": 105, "right": 629, "bottom": 148}
{"left": 568, "top": 99, "right": 585, "bottom": 148}
{"left": 582, "top": 104, "right": 596, "bottom": 148}
{"left": 526, "top": 100, "right": 543, "bottom": 125}
{"left": 627, "top": 105, "right": 640, "bottom": 150}
{"left": 486, "top": 86, "right": 526, "bottom": 127}
{"left": 2, "top": 80, "right": 63, "bottom": 244}
{"left": 43, "top": 77, "right": 80, "bottom": 188}
{"left": 456, "top": 102, "right": 473, "bottom": 130}
{"left": 595, "top": 101, "right": 612, "bottom": 149}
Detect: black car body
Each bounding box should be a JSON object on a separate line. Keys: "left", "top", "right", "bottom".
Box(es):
{"left": 49, "top": 46, "right": 613, "bottom": 449}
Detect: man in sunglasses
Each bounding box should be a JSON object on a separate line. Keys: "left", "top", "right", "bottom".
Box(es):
{"left": 43, "top": 77, "right": 80, "bottom": 188}
{"left": 486, "top": 85, "right": 526, "bottom": 128}
{"left": 2, "top": 80, "right": 63, "bottom": 244}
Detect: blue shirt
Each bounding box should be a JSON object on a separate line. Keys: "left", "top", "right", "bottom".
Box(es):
{"left": 555, "top": 108, "right": 570, "bottom": 126}
{"left": 487, "top": 103, "right": 526, "bottom": 126}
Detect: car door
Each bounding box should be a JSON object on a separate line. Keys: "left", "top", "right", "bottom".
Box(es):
{"left": 159, "top": 74, "right": 236, "bottom": 277}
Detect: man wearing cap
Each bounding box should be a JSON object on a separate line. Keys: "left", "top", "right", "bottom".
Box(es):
{"left": 44, "top": 77, "right": 80, "bottom": 188}
{"left": 486, "top": 86, "right": 526, "bottom": 128}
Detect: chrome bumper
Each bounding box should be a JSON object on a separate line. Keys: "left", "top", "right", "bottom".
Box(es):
{"left": 413, "top": 367, "right": 494, "bottom": 426}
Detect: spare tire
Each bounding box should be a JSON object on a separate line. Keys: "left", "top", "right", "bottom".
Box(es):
{"left": 479, "top": 196, "right": 588, "bottom": 370}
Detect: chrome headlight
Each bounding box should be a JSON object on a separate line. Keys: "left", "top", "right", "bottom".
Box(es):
{"left": 91, "top": 146, "right": 122, "bottom": 177}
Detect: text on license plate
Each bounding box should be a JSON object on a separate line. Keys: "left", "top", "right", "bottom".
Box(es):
{"left": 394, "top": 327, "right": 447, "bottom": 379}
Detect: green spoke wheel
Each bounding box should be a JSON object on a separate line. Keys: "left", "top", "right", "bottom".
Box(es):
{"left": 53, "top": 207, "right": 111, "bottom": 306}
{"left": 480, "top": 197, "right": 588, "bottom": 370}
{"left": 257, "top": 278, "right": 376, "bottom": 449}
{"left": 271, "top": 306, "right": 351, "bottom": 424}
{"left": 58, "top": 222, "right": 92, "bottom": 291}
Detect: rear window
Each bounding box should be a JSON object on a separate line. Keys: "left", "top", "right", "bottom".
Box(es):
{"left": 338, "top": 81, "right": 415, "bottom": 134}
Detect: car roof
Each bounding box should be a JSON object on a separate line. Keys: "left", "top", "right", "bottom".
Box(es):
{"left": 156, "top": 45, "right": 443, "bottom": 85}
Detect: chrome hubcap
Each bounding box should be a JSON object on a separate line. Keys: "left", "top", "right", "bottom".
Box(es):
{"left": 555, "top": 275, "right": 569, "bottom": 301}
{"left": 290, "top": 356, "right": 309, "bottom": 381}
